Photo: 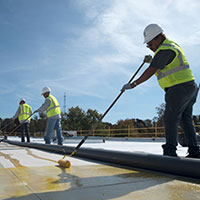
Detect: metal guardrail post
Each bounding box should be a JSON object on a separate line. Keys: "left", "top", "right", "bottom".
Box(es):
{"left": 155, "top": 122, "right": 158, "bottom": 138}
{"left": 128, "top": 125, "right": 130, "bottom": 137}
{"left": 108, "top": 127, "right": 111, "bottom": 137}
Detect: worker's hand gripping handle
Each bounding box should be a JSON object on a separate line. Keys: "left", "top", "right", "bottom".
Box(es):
{"left": 143, "top": 55, "right": 152, "bottom": 63}
{"left": 67, "top": 55, "right": 150, "bottom": 158}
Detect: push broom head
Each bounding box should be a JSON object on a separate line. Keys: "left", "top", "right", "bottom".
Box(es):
{"left": 58, "top": 159, "right": 71, "bottom": 168}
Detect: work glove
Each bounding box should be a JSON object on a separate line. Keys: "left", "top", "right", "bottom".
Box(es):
{"left": 144, "top": 55, "right": 152, "bottom": 63}
{"left": 121, "top": 83, "right": 132, "bottom": 92}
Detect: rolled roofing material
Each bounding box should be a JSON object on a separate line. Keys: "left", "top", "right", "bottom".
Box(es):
{"left": 4, "top": 139, "right": 200, "bottom": 179}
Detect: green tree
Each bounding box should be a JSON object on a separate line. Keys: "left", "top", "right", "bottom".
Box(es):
{"left": 2, "top": 118, "right": 15, "bottom": 134}
{"left": 61, "top": 112, "right": 68, "bottom": 130}
{"left": 30, "top": 114, "right": 47, "bottom": 135}
{"left": 114, "top": 119, "right": 134, "bottom": 129}
{"left": 111, "top": 119, "right": 135, "bottom": 137}
{"left": 84, "top": 109, "right": 101, "bottom": 130}
{"left": 154, "top": 103, "right": 165, "bottom": 126}
{"left": 66, "top": 106, "right": 85, "bottom": 130}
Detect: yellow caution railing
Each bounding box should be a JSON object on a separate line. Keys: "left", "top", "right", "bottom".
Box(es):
{"left": 4, "top": 124, "right": 200, "bottom": 138}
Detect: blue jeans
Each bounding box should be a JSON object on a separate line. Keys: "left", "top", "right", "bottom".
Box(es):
{"left": 163, "top": 81, "right": 199, "bottom": 155}
{"left": 44, "top": 118, "right": 63, "bottom": 145}
{"left": 20, "top": 123, "right": 30, "bottom": 142}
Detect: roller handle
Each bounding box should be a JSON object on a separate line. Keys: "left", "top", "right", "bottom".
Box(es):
{"left": 9, "top": 111, "right": 37, "bottom": 134}
{"left": 68, "top": 60, "right": 146, "bottom": 157}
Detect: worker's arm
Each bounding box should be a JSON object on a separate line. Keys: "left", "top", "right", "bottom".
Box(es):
{"left": 121, "top": 50, "right": 176, "bottom": 91}
{"left": 35, "top": 99, "right": 51, "bottom": 113}
{"left": 38, "top": 99, "right": 51, "bottom": 112}
{"left": 134, "top": 66, "right": 157, "bottom": 85}
{"left": 136, "top": 49, "right": 176, "bottom": 85}
{"left": 13, "top": 107, "right": 20, "bottom": 120}
{"left": 121, "top": 66, "right": 157, "bottom": 91}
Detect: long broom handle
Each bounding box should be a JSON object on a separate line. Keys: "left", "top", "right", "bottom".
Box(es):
{"left": 67, "top": 60, "right": 146, "bottom": 158}
{"left": 7, "top": 111, "right": 36, "bottom": 135}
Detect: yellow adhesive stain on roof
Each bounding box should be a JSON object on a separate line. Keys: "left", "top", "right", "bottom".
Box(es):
{"left": 1, "top": 143, "right": 200, "bottom": 200}
{"left": 1, "top": 164, "right": 200, "bottom": 200}
{"left": 0, "top": 164, "right": 143, "bottom": 198}
{"left": 0, "top": 152, "right": 25, "bottom": 168}
{"left": 25, "top": 148, "right": 57, "bottom": 163}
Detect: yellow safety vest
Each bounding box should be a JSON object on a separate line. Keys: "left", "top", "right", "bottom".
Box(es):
{"left": 18, "top": 103, "right": 32, "bottom": 122}
{"left": 46, "top": 95, "right": 61, "bottom": 117}
{"left": 154, "top": 38, "right": 194, "bottom": 90}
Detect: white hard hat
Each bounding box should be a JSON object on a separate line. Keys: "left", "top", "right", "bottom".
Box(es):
{"left": 41, "top": 87, "right": 51, "bottom": 95}
{"left": 20, "top": 98, "right": 25, "bottom": 102}
{"left": 143, "top": 24, "right": 163, "bottom": 43}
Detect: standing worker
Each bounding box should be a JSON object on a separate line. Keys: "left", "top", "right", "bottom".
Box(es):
{"left": 35, "top": 87, "right": 63, "bottom": 145}
{"left": 121, "top": 23, "right": 200, "bottom": 158}
{"left": 13, "top": 98, "right": 32, "bottom": 142}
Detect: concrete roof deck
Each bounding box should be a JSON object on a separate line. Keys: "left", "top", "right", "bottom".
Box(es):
{"left": 0, "top": 138, "right": 200, "bottom": 200}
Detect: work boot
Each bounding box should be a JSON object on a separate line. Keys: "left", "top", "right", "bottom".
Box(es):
{"left": 186, "top": 153, "right": 200, "bottom": 159}
{"left": 186, "top": 146, "right": 200, "bottom": 159}
{"left": 162, "top": 144, "right": 178, "bottom": 157}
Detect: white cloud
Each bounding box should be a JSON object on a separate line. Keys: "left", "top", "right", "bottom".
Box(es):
{"left": 38, "top": 0, "right": 198, "bottom": 104}
{"left": 2, "top": 0, "right": 200, "bottom": 121}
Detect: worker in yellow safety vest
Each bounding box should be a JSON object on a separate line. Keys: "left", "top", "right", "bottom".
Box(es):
{"left": 13, "top": 98, "right": 32, "bottom": 142}
{"left": 34, "top": 87, "right": 63, "bottom": 145}
{"left": 121, "top": 23, "right": 200, "bottom": 158}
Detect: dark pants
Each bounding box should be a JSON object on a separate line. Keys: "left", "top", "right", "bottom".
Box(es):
{"left": 163, "top": 81, "right": 199, "bottom": 156}
{"left": 20, "top": 123, "right": 30, "bottom": 142}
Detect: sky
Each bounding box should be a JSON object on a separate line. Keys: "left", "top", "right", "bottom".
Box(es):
{"left": 1, "top": 0, "right": 200, "bottom": 124}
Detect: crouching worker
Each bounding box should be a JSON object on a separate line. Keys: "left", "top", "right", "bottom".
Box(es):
{"left": 35, "top": 87, "right": 63, "bottom": 145}
{"left": 13, "top": 98, "right": 32, "bottom": 142}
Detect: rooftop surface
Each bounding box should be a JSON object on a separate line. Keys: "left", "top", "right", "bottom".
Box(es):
{"left": 0, "top": 137, "right": 200, "bottom": 200}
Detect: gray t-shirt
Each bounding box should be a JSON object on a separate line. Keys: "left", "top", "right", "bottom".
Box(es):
{"left": 38, "top": 98, "right": 61, "bottom": 119}
{"left": 149, "top": 49, "right": 176, "bottom": 69}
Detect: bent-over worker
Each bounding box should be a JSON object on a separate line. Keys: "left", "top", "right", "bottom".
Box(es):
{"left": 122, "top": 23, "right": 200, "bottom": 158}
